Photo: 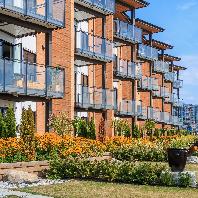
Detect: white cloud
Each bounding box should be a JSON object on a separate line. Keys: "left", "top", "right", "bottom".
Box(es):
{"left": 177, "top": 1, "right": 197, "bottom": 11}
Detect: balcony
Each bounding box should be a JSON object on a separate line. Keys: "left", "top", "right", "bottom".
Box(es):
{"left": 114, "top": 58, "right": 142, "bottom": 80}
{"left": 75, "top": 30, "right": 113, "bottom": 62}
{"left": 75, "top": 0, "right": 115, "bottom": 15}
{"left": 138, "top": 76, "right": 159, "bottom": 91}
{"left": 114, "top": 19, "right": 142, "bottom": 44}
{"left": 0, "top": 0, "right": 65, "bottom": 28}
{"left": 75, "top": 85, "right": 114, "bottom": 110}
{"left": 138, "top": 44, "right": 158, "bottom": 61}
{"left": 0, "top": 58, "right": 64, "bottom": 98}
{"left": 164, "top": 72, "right": 174, "bottom": 82}
{"left": 171, "top": 116, "right": 183, "bottom": 126}
{"left": 153, "top": 60, "right": 169, "bottom": 73}
{"left": 153, "top": 86, "right": 165, "bottom": 98}
{"left": 115, "top": 100, "right": 142, "bottom": 116}
{"left": 147, "top": 107, "right": 161, "bottom": 122}
{"left": 173, "top": 79, "right": 183, "bottom": 89}
{"left": 138, "top": 106, "right": 147, "bottom": 119}
{"left": 162, "top": 112, "right": 171, "bottom": 125}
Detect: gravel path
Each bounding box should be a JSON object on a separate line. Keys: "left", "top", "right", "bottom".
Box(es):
{"left": 0, "top": 179, "right": 67, "bottom": 198}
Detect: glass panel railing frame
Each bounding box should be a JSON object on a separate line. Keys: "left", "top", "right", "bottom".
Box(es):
{"left": 0, "top": 57, "right": 64, "bottom": 98}
{"left": 75, "top": 30, "right": 114, "bottom": 62}
{"left": 0, "top": 0, "right": 65, "bottom": 27}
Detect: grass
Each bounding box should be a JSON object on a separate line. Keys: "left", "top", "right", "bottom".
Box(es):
{"left": 21, "top": 180, "right": 198, "bottom": 198}
{"left": 20, "top": 163, "right": 198, "bottom": 198}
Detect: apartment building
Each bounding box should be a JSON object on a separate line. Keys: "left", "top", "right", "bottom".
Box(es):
{"left": 0, "top": 0, "right": 185, "bottom": 136}
{"left": 181, "top": 104, "right": 198, "bottom": 133}
{"left": 0, "top": 1, "right": 65, "bottom": 130}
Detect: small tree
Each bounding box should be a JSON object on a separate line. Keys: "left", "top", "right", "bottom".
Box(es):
{"left": 0, "top": 112, "right": 7, "bottom": 138}
{"left": 88, "top": 118, "right": 96, "bottom": 140}
{"left": 132, "top": 125, "right": 141, "bottom": 138}
{"left": 144, "top": 120, "right": 155, "bottom": 138}
{"left": 49, "top": 112, "right": 73, "bottom": 136}
{"left": 19, "top": 106, "right": 35, "bottom": 161}
{"left": 4, "top": 105, "right": 16, "bottom": 138}
{"left": 112, "top": 119, "right": 131, "bottom": 137}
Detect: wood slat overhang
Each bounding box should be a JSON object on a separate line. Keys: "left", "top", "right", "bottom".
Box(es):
{"left": 135, "top": 18, "right": 165, "bottom": 34}
{"left": 159, "top": 54, "right": 181, "bottom": 62}
{"left": 143, "top": 38, "right": 174, "bottom": 50}
{"left": 116, "top": 0, "right": 149, "bottom": 11}
{"left": 173, "top": 65, "right": 187, "bottom": 71}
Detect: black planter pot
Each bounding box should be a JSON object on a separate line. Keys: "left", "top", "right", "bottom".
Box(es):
{"left": 167, "top": 148, "right": 188, "bottom": 172}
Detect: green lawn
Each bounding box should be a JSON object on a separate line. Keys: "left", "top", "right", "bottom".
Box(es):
{"left": 21, "top": 180, "right": 198, "bottom": 198}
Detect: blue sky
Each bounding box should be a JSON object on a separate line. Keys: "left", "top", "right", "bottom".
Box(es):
{"left": 137, "top": 0, "right": 198, "bottom": 104}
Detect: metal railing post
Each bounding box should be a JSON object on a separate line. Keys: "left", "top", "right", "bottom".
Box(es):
{"left": 3, "top": 59, "right": 5, "bottom": 92}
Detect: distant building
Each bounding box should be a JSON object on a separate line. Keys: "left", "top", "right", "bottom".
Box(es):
{"left": 181, "top": 104, "right": 198, "bottom": 133}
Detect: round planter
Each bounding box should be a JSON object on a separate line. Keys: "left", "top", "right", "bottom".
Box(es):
{"left": 167, "top": 148, "right": 188, "bottom": 172}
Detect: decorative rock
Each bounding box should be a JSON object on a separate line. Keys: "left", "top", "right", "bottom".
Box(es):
{"left": 3, "top": 170, "right": 39, "bottom": 184}
{"left": 187, "top": 156, "right": 198, "bottom": 164}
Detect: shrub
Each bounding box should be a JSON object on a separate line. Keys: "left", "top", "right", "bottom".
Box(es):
{"left": 0, "top": 112, "right": 7, "bottom": 138}
{"left": 73, "top": 117, "right": 96, "bottom": 139}
{"left": 160, "top": 171, "right": 175, "bottom": 186}
{"left": 4, "top": 105, "right": 16, "bottom": 138}
{"left": 49, "top": 112, "right": 73, "bottom": 136}
{"left": 112, "top": 119, "right": 131, "bottom": 137}
{"left": 144, "top": 120, "right": 155, "bottom": 138}
{"left": 19, "top": 106, "right": 35, "bottom": 161}
{"left": 179, "top": 173, "right": 192, "bottom": 187}
{"left": 132, "top": 125, "right": 141, "bottom": 138}
{"left": 47, "top": 157, "right": 167, "bottom": 186}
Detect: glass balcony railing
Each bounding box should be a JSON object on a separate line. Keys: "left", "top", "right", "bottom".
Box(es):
{"left": 138, "top": 44, "right": 158, "bottom": 61}
{"left": 162, "top": 112, "right": 171, "bottom": 125}
{"left": 75, "top": 30, "right": 113, "bottom": 62}
{"left": 115, "top": 100, "right": 142, "bottom": 116}
{"left": 0, "top": 0, "right": 65, "bottom": 27}
{"left": 171, "top": 116, "right": 183, "bottom": 126}
{"left": 0, "top": 58, "right": 64, "bottom": 98}
{"left": 75, "top": 85, "right": 114, "bottom": 110}
{"left": 138, "top": 106, "right": 147, "bottom": 119}
{"left": 153, "top": 86, "right": 165, "bottom": 98}
{"left": 138, "top": 76, "right": 159, "bottom": 91}
{"left": 164, "top": 72, "right": 174, "bottom": 82}
{"left": 173, "top": 79, "right": 183, "bottom": 89}
{"left": 75, "top": 0, "right": 115, "bottom": 14}
{"left": 147, "top": 107, "right": 161, "bottom": 122}
{"left": 114, "top": 20, "right": 142, "bottom": 43}
{"left": 114, "top": 58, "right": 142, "bottom": 79}
{"left": 153, "top": 60, "right": 170, "bottom": 73}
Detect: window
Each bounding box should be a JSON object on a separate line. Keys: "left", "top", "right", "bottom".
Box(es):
{"left": 23, "top": 49, "right": 37, "bottom": 82}
{"left": 3, "top": 44, "right": 13, "bottom": 59}
{"left": 81, "top": 74, "right": 88, "bottom": 87}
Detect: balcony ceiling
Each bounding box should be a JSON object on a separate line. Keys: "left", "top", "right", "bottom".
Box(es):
{"left": 114, "top": 9, "right": 129, "bottom": 22}
{"left": 135, "top": 18, "right": 165, "bottom": 34}
{"left": 75, "top": 58, "right": 93, "bottom": 66}
{"left": 0, "top": 20, "right": 36, "bottom": 38}
{"left": 116, "top": 0, "right": 149, "bottom": 12}
{"left": 74, "top": 7, "right": 95, "bottom": 21}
